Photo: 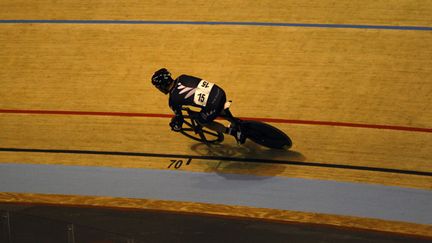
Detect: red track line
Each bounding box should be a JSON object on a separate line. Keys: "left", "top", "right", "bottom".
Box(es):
{"left": 1, "top": 109, "right": 431, "bottom": 133}
{"left": 0, "top": 109, "right": 172, "bottom": 118}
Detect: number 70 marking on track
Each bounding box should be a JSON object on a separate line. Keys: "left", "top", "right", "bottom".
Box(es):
{"left": 168, "top": 158, "right": 192, "bottom": 169}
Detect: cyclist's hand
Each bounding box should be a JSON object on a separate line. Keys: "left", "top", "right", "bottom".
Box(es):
{"left": 170, "top": 116, "right": 183, "bottom": 132}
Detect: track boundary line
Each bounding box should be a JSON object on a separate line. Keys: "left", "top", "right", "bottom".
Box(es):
{"left": 1, "top": 109, "right": 431, "bottom": 133}
{"left": 1, "top": 147, "right": 431, "bottom": 177}
{"left": 0, "top": 20, "right": 432, "bottom": 31}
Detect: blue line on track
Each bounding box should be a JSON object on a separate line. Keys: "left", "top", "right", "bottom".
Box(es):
{"left": 1, "top": 20, "right": 431, "bottom": 31}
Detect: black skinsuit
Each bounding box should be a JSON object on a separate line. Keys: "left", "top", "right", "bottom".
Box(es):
{"left": 169, "top": 75, "right": 227, "bottom": 124}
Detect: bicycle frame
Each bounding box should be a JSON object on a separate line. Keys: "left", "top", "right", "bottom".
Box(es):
{"left": 180, "top": 108, "right": 225, "bottom": 145}
{"left": 179, "top": 107, "right": 292, "bottom": 149}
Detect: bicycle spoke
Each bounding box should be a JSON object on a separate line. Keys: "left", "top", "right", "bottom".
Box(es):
{"left": 183, "top": 121, "right": 193, "bottom": 127}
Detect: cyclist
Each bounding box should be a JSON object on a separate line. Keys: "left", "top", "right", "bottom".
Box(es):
{"left": 151, "top": 68, "right": 245, "bottom": 144}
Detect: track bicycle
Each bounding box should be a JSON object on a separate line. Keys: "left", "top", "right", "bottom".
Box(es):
{"left": 179, "top": 102, "right": 292, "bottom": 149}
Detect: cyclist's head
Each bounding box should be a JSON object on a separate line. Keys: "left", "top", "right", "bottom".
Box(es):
{"left": 151, "top": 68, "right": 174, "bottom": 94}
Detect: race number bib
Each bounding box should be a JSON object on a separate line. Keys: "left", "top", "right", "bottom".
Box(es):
{"left": 194, "top": 80, "right": 214, "bottom": 106}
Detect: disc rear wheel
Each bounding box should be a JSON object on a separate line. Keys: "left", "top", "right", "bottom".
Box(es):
{"left": 241, "top": 120, "right": 292, "bottom": 149}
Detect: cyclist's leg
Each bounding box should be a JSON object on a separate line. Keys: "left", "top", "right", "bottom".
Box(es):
{"left": 195, "top": 89, "right": 244, "bottom": 144}
{"left": 217, "top": 103, "right": 246, "bottom": 144}
{"left": 218, "top": 100, "right": 247, "bottom": 144}
{"left": 196, "top": 108, "right": 226, "bottom": 134}
{"left": 220, "top": 108, "right": 241, "bottom": 125}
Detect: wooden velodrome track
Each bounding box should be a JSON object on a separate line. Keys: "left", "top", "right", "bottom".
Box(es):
{"left": 0, "top": 0, "right": 431, "bottom": 238}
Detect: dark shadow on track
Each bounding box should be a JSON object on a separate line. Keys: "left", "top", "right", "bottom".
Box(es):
{"left": 190, "top": 141, "right": 305, "bottom": 179}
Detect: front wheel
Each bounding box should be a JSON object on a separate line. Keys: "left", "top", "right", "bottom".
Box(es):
{"left": 241, "top": 120, "right": 292, "bottom": 149}
{"left": 180, "top": 119, "right": 224, "bottom": 144}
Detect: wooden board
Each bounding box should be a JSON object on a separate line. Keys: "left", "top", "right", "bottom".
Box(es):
{"left": 0, "top": 0, "right": 431, "bottom": 237}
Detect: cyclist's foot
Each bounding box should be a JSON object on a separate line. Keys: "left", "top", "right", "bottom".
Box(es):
{"left": 235, "top": 130, "right": 246, "bottom": 145}
{"left": 227, "top": 123, "right": 246, "bottom": 144}
{"left": 236, "top": 131, "right": 246, "bottom": 145}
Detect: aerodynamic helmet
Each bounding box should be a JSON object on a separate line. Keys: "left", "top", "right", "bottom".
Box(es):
{"left": 151, "top": 68, "right": 174, "bottom": 94}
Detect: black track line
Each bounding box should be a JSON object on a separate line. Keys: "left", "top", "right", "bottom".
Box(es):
{"left": 1, "top": 148, "right": 431, "bottom": 177}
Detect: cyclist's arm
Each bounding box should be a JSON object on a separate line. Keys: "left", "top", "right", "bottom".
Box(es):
{"left": 170, "top": 104, "right": 183, "bottom": 119}
{"left": 168, "top": 104, "right": 183, "bottom": 131}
